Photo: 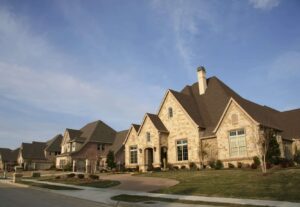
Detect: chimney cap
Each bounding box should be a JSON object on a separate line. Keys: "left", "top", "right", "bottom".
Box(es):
{"left": 197, "top": 66, "right": 206, "bottom": 72}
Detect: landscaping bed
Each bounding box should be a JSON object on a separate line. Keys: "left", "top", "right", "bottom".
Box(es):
{"left": 18, "top": 180, "right": 81, "bottom": 190}
{"left": 39, "top": 174, "right": 120, "bottom": 188}
{"left": 137, "top": 167, "right": 300, "bottom": 202}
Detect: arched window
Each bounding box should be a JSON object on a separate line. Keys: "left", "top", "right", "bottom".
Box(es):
{"left": 168, "top": 107, "right": 173, "bottom": 118}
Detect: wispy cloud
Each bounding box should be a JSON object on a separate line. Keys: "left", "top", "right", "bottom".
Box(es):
{"left": 249, "top": 0, "right": 280, "bottom": 10}
{"left": 0, "top": 6, "right": 165, "bottom": 148}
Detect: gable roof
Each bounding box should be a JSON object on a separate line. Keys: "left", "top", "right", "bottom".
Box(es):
{"left": 66, "top": 129, "right": 82, "bottom": 140}
{"left": 132, "top": 124, "right": 141, "bottom": 132}
{"left": 109, "top": 130, "right": 129, "bottom": 154}
{"left": 166, "top": 76, "right": 299, "bottom": 139}
{"left": 0, "top": 148, "right": 19, "bottom": 162}
{"left": 45, "top": 134, "right": 63, "bottom": 152}
{"left": 21, "top": 142, "right": 47, "bottom": 160}
{"left": 146, "top": 113, "right": 169, "bottom": 133}
{"left": 123, "top": 124, "right": 140, "bottom": 145}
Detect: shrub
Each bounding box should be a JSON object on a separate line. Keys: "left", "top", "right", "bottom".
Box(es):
{"left": 77, "top": 174, "right": 84, "bottom": 179}
{"left": 253, "top": 156, "right": 261, "bottom": 166}
{"left": 294, "top": 150, "right": 300, "bottom": 164}
{"left": 228, "top": 163, "right": 235, "bottom": 168}
{"left": 153, "top": 167, "right": 161, "bottom": 172}
{"left": 106, "top": 150, "right": 116, "bottom": 170}
{"left": 89, "top": 174, "right": 99, "bottom": 180}
{"left": 237, "top": 162, "right": 242, "bottom": 168}
{"left": 208, "top": 160, "right": 216, "bottom": 169}
{"left": 55, "top": 176, "right": 60, "bottom": 179}
{"left": 266, "top": 162, "right": 272, "bottom": 169}
{"left": 63, "top": 162, "right": 72, "bottom": 171}
{"left": 67, "top": 173, "right": 75, "bottom": 178}
{"left": 215, "top": 160, "right": 224, "bottom": 170}
{"left": 173, "top": 166, "right": 179, "bottom": 170}
{"left": 180, "top": 165, "right": 186, "bottom": 170}
{"left": 251, "top": 163, "right": 258, "bottom": 169}
{"left": 189, "top": 162, "right": 197, "bottom": 170}
{"left": 167, "top": 163, "right": 174, "bottom": 171}
{"left": 31, "top": 172, "right": 41, "bottom": 178}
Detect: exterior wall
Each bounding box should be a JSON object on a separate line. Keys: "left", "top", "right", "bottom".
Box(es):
{"left": 158, "top": 92, "right": 200, "bottom": 167}
{"left": 138, "top": 117, "right": 161, "bottom": 171}
{"left": 292, "top": 139, "right": 300, "bottom": 155}
{"left": 125, "top": 128, "right": 139, "bottom": 169}
{"left": 201, "top": 138, "right": 218, "bottom": 164}
{"left": 216, "top": 101, "right": 259, "bottom": 167}
{"left": 56, "top": 156, "right": 71, "bottom": 169}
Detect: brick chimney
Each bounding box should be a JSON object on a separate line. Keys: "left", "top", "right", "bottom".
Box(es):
{"left": 197, "top": 66, "right": 207, "bottom": 95}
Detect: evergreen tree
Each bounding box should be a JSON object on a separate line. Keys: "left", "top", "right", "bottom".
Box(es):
{"left": 266, "top": 136, "right": 281, "bottom": 164}
{"left": 106, "top": 150, "right": 116, "bottom": 169}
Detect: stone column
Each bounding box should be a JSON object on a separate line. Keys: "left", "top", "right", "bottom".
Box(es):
{"left": 72, "top": 160, "right": 76, "bottom": 172}
{"left": 85, "top": 159, "right": 90, "bottom": 174}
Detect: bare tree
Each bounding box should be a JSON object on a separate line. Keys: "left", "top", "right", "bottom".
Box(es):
{"left": 256, "top": 127, "right": 278, "bottom": 174}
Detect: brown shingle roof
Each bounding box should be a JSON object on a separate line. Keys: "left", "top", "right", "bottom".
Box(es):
{"left": 45, "top": 134, "right": 63, "bottom": 152}
{"left": 0, "top": 148, "right": 18, "bottom": 162}
{"left": 278, "top": 109, "right": 300, "bottom": 139}
{"left": 21, "top": 142, "right": 47, "bottom": 160}
{"left": 132, "top": 124, "right": 141, "bottom": 132}
{"left": 109, "top": 130, "right": 129, "bottom": 154}
{"left": 147, "top": 113, "right": 169, "bottom": 133}
{"left": 178, "top": 76, "right": 298, "bottom": 138}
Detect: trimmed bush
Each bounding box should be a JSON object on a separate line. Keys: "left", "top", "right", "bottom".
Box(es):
{"left": 173, "top": 166, "right": 179, "bottom": 170}
{"left": 294, "top": 151, "right": 300, "bottom": 164}
{"left": 89, "top": 174, "right": 99, "bottom": 180}
{"left": 55, "top": 176, "right": 60, "bottom": 179}
{"left": 251, "top": 163, "right": 258, "bottom": 169}
{"left": 180, "top": 165, "right": 186, "bottom": 170}
{"left": 67, "top": 173, "right": 75, "bottom": 178}
{"left": 208, "top": 160, "right": 216, "bottom": 169}
{"left": 153, "top": 167, "right": 161, "bottom": 172}
{"left": 189, "top": 162, "right": 197, "bottom": 170}
{"left": 237, "top": 162, "right": 242, "bottom": 168}
{"left": 215, "top": 160, "right": 224, "bottom": 170}
{"left": 31, "top": 172, "right": 41, "bottom": 178}
{"left": 228, "top": 163, "right": 235, "bottom": 168}
{"left": 77, "top": 174, "right": 84, "bottom": 179}
{"left": 253, "top": 156, "right": 261, "bottom": 166}
{"left": 63, "top": 162, "right": 72, "bottom": 171}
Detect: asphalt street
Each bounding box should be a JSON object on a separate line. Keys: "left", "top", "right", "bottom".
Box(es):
{"left": 0, "top": 182, "right": 110, "bottom": 207}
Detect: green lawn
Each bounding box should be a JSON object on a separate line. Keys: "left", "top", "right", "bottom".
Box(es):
{"left": 40, "top": 177, "right": 120, "bottom": 188}
{"left": 137, "top": 168, "right": 300, "bottom": 202}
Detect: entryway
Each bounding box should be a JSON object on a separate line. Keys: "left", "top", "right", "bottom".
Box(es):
{"left": 145, "top": 148, "right": 154, "bottom": 171}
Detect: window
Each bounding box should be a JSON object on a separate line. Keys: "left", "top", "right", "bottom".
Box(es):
{"left": 168, "top": 107, "right": 173, "bottom": 118}
{"left": 59, "top": 160, "right": 66, "bottom": 169}
{"left": 130, "top": 146, "right": 138, "bottom": 164}
{"left": 72, "top": 143, "right": 75, "bottom": 151}
{"left": 97, "top": 144, "right": 105, "bottom": 151}
{"left": 146, "top": 132, "right": 151, "bottom": 142}
{"left": 229, "top": 129, "right": 246, "bottom": 157}
{"left": 176, "top": 139, "right": 188, "bottom": 161}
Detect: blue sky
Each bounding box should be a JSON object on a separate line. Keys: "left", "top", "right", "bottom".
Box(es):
{"left": 0, "top": 0, "right": 299, "bottom": 149}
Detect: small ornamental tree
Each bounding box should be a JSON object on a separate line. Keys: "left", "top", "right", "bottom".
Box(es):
{"left": 106, "top": 150, "right": 116, "bottom": 170}
{"left": 266, "top": 136, "right": 281, "bottom": 164}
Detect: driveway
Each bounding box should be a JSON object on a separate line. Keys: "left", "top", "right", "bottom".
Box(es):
{"left": 100, "top": 173, "right": 179, "bottom": 192}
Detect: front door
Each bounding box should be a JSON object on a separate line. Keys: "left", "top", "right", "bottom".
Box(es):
{"left": 145, "top": 148, "right": 153, "bottom": 171}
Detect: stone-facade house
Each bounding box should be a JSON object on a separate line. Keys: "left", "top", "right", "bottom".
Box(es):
{"left": 0, "top": 148, "right": 19, "bottom": 171}
{"left": 44, "top": 134, "right": 63, "bottom": 163}
{"left": 124, "top": 67, "right": 300, "bottom": 172}
{"left": 56, "top": 120, "right": 128, "bottom": 173}
{"left": 18, "top": 142, "right": 52, "bottom": 170}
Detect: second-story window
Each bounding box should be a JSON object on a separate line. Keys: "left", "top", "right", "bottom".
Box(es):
{"left": 146, "top": 132, "right": 151, "bottom": 142}
{"left": 72, "top": 143, "right": 75, "bottom": 151}
{"left": 168, "top": 107, "right": 173, "bottom": 118}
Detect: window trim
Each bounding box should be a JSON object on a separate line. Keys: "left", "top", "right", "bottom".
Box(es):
{"left": 228, "top": 128, "right": 247, "bottom": 158}
{"left": 129, "top": 145, "right": 138, "bottom": 164}
{"left": 176, "top": 139, "right": 188, "bottom": 161}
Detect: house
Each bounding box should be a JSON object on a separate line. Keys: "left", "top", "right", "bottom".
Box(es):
{"left": 124, "top": 67, "right": 300, "bottom": 172}
{"left": 0, "top": 148, "right": 19, "bottom": 171}
{"left": 56, "top": 120, "right": 128, "bottom": 173}
{"left": 45, "top": 134, "right": 63, "bottom": 163}
{"left": 18, "top": 141, "right": 52, "bottom": 170}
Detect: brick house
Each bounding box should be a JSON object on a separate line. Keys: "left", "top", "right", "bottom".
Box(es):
{"left": 0, "top": 148, "right": 19, "bottom": 171}
{"left": 124, "top": 67, "right": 300, "bottom": 172}
{"left": 56, "top": 120, "right": 128, "bottom": 173}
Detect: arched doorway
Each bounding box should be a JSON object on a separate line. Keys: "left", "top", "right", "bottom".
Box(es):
{"left": 161, "top": 147, "right": 168, "bottom": 169}
{"left": 144, "top": 148, "right": 154, "bottom": 171}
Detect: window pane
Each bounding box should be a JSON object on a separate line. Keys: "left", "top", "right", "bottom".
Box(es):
{"left": 229, "top": 131, "right": 236, "bottom": 136}
{"left": 238, "top": 129, "right": 245, "bottom": 135}
{"left": 183, "top": 145, "right": 188, "bottom": 160}
{"left": 177, "top": 146, "right": 183, "bottom": 161}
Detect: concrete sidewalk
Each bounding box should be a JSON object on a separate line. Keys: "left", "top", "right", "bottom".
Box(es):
{"left": 3, "top": 179, "right": 300, "bottom": 207}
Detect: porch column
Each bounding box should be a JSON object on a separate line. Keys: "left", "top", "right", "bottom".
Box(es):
{"left": 72, "top": 160, "right": 76, "bottom": 172}
{"left": 85, "top": 159, "right": 90, "bottom": 174}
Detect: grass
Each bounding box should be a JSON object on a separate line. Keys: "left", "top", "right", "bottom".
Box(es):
{"left": 111, "top": 194, "right": 267, "bottom": 207}
{"left": 137, "top": 167, "right": 300, "bottom": 202}
{"left": 40, "top": 177, "right": 120, "bottom": 188}
{"left": 18, "top": 180, "right": 81, "bottom": 190}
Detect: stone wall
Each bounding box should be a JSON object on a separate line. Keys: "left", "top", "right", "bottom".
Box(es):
{"left": 216, "top": 100, "right": 259, "bottom": 167}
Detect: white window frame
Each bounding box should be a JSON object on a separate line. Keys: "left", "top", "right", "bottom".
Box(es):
{"left": 176, "top": 139, "right": 188, "bottom": 161}
{"left": 130, "top": 146, "right": 138, "bottom": 164}
{"left": 228, "top": 128, "right": 247, "bottom": 157}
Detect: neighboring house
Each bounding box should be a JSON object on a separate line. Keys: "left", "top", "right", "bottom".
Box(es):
{"left": 124, "top": 67, "right": 300, "bottom": 172}
{"left": 45, "top": 134, "right": 63, "bottom": 163}
{"left": 56, "top": 120, "right": 127, "bottom": 173}
{"left": 0, "top": 148, "right": 19, "bottom": 171}
{"left": 18, "top": 142, "right": 52, "bottom": 170}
